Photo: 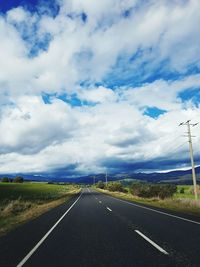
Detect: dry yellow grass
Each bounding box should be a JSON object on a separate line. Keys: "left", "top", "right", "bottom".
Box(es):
{"left": 1, "top": 198, "right": 32, "bottom": 216}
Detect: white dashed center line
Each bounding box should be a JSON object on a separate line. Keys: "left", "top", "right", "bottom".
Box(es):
{"left": 135, "top": 230, "right": 169, "bottom": 255}
{"left": 106, "top": 207, "right": 112, "bottom": 212}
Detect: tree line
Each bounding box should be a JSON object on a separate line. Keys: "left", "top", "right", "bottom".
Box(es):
{"left": 1, "top": 176, "right": 24, "bottom": 183}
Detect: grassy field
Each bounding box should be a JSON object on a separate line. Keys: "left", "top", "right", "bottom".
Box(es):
{"left": 0, "top": 182, "right": 80, "bottom": 236}
{"left": 175, "top": 185, "right": 198, "bottom": 199}
{"left": 96, "top": 185, "right": 200, "bottom": 217}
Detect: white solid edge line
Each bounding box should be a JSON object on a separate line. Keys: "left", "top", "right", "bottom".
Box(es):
{"left": 106, "top": 207, "right": 112, "bottom": 212}
{"left": 103, "top": 193, "right": 200, "bottom": 226}
{"left": 135, "top": 230, "right": 169, "bottom": 255}
{"left": 17, "top": 191, "right": 83, "bottom": 267}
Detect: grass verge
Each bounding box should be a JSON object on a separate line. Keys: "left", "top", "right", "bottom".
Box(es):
{"left": 0, "top": 183, "right": 80, "bottom": 236}
{"left": 96, "top": 188, "right": 200, "bottom": 217}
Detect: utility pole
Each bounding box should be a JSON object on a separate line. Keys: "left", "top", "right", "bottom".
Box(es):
{"left": 179, "top": 120, "right": 198, "bottom": 200}
{"left": 105, "top": 171, "right": 108, "bottom": 187}
{"left": 93, "top": 176, "right": 96, "bottom": 186}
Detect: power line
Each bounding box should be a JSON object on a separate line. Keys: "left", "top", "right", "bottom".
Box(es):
{"left": 145, "top": 136, "right": 187, "bottom": 160}
{"left": 167, "top": 141, "right": 187, "bottom": 155}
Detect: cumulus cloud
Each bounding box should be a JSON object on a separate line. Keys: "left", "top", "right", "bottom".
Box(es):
{"left": 77, "top": 86, "right": 117, "bottom": 103}
{"left": 0, "top": 96, "right": 77, "bottom": 154}
{"left": 7, "top": 7, "right": 28, "bottom": 23}
{"left": 120, "top": 74, "right": 200, "bottom": 111}
{"left": 1, "top": 0, "right": 200, "bottom": 96}
{"left": 0, "top": 0, "right": 200, "bottom": 175}
{"left": 1, "top": 92, "right": 199, "bottom": 174}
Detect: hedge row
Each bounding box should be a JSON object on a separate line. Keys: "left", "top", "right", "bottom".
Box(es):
{"left": 96, "top": 181, "right": 127, "bottom": 193}
{"left": 96, "top": 181, "right": 177, "bottom": 199}
{"left": 130, "top": 183, "right": 177, "bottom": 199}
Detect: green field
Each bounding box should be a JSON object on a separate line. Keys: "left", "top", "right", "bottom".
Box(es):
{"left": 0, "top": 182, "right": 80, "bottom": 236}
{"left": 0, "top": 182, "right": 78, "bottom": 202}
{"left": 175, "top": 185, "right": 197, "bottom": 199}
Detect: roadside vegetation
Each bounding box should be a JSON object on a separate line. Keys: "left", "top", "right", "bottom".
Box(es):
{"left": 0, "top": 182, "right": 80, "bottom": 236}
{"left": 95, "top": 181, "right": 200, "bottom": 217}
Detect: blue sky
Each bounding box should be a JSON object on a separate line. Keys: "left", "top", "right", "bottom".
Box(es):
{"left": 0, "top": 0, "right": 59, "bottom": 15}
{"left": 0, "top": 0, "right": 200, "bottom": 176}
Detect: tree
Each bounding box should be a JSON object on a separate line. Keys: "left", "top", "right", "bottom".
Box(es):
{"left": 13, "top": 176, "right": 24, "bottom": 183}
{"left": 157, "top": 184, "right": 176, "bottom": 199}
{"left": 180, "top": 187, "right": 185, "bottom": 194}
{"left": 96, "top": 181, "right": 105, "bottom": 189}
{"left": 107, "top": 182, "right": 127, "bottom": 192}
{"left": 1, "top": 177, "right": 9, "bottom": 183}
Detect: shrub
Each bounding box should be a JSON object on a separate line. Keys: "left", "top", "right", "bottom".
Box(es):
{"left": 1, "top": 177, "right": 9, "bottom": 183}
{"left": 107, "top": 182, "right": 126, "bottom": 192}
{"left": 130, "top": 183, "right": 145, "bottom": 196}
{"left": 130, "top": 183, "right": 177, "bottom": 199}
{"left": 157, "top": 184, "right": 177, "bottom": 199}
{"left": 179, "top": 187, "right": 185, "bottom": 194}
{"left": 13, "top": 176, "right": 24, "bottom": 183}
{"left": 129, "top": 183, "right": 154, "bottom": 197}
{"left": 96, "top": 181, "right": 105, "bottom": 189}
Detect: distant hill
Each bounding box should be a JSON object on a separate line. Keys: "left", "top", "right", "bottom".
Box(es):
{"left": 0, "top": 166, "right": 200, "bottom": 184}
{"left": 69, "top": 167, "right": 200, "bottom": 184}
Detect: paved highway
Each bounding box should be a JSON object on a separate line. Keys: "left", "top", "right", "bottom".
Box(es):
{"left": 0, "top": 188, "right": 200, "bottom": 266}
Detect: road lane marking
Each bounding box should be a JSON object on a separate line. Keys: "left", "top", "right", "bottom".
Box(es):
{"left": 103, "top": 194, "right": 200, "bottom": 226}
{"left": 87, "top": 188, "right": 90, "bottom": 193}
{"left": 99, "top": 201, "right": 102, "bottom": 204}
{"left": 17, "top": 191, "right": 83, "bottom": 267}
{"left": 106, "top": 207, "right": 112, "bottom": 212}
{"left": 135, "top": 230, "right": 169, "bottom": 255}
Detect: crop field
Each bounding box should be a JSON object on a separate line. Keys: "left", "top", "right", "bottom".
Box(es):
{"left": 0, "top": 182, "right": 78, "bottom": 202}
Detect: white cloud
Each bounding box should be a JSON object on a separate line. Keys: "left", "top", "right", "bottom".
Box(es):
{"left": 0, "top": 96, "right": 77, "bottom": 155}
{"left": 7, "top": 7, "right": 28, "bottom": 23}
{"left": 1, "top": 92, "right": 200, "bottom": 174}
{"left": 1, "top": 0, "right": 200, "bottom": 97}
{"left": 120, "top": 74, "right": 200, "bottom": 111}
{"left": 77, "top": 86, "right": 117, "bottom": 103}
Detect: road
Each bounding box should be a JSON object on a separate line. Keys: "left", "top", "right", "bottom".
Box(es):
{"left": 0, "top": 188, "right": 200, "bottom": 266}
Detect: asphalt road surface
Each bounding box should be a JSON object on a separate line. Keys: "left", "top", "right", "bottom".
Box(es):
{"left": 0, "top": 188, "right": 200, "bottom": 267}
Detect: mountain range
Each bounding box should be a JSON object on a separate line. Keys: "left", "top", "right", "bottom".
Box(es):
{"left": 1, "top": 166, "right": 200, "bottom": 184}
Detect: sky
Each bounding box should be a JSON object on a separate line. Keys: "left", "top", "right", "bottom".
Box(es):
{"left": 0, "top": 0, "right": 200, "bottom": 177}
